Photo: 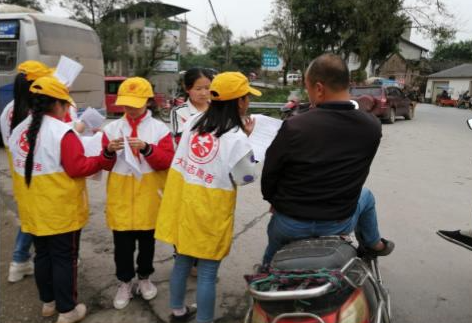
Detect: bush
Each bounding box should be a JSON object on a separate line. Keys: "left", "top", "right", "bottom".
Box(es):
{"left": 351, "top": 70, "right": 367, "bottom": 84}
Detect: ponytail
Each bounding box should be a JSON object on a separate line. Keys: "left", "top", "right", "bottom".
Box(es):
{"left": 11, "top": 73, "right": 33, "bottom": 133}
{"left": 24, "top": 94, "right": 56, "bottom": 186}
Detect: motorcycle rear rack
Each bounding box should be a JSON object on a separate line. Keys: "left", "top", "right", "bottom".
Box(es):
{"left": 247, "top": 257, "right": 363, "bottom": 301}
{"left": 246, "top": 257, "right": 391, "bottom": 323}
{"left": 272, "top": 312, "right": 325, "bottom": 323}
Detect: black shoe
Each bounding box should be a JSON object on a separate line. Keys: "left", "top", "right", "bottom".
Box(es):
{"left": 170, "top": 305, "right": 197, "bottom": 323}
{"left": 365, "top": 238, "right": 395, "bottom": 257}
{"left": 437, "top": 230, "right": 472, "bottom": 251}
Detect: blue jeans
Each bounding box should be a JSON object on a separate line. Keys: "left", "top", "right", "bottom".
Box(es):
{"left": 263, "top": 187, "right": 381, "bottom": 265}
{"left": 170, "top": 254, "right": 221, "bottom": 323}
{"left": 13, "top": 228, "right": 34, "bottom": 263}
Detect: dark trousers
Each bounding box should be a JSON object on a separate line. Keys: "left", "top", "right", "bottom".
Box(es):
{"left": 113, "top": 230, "right": 155, "bottom": 282}
{"left": 33, "top": 230, "right": 81, "bottom": 313}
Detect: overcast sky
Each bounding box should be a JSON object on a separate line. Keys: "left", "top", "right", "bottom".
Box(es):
{"left": 48, "top": 0, "right": 472, "bottom": 53}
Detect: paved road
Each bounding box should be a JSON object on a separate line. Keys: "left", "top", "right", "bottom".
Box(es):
{"left": 1, "top": 103, "right": 472, "bottom": 323}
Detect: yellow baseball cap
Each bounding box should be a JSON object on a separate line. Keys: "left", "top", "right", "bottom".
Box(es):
{"left": 29, "top": 76, "right": 73, "bottom": 104}
{"left": 17, "top": 60, "right": 53, "bottom": 81}
{"left": 116, "top": 77, "right": 154, "bottom": 109}
{"left": 210, "top": 72, "right": 261, "bottom": 101}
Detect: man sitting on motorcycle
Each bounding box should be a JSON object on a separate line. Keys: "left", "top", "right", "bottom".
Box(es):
{"left": 261, "top": 53, "right": 394, "bottom": 265}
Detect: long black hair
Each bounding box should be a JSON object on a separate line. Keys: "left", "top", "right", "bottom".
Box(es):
{"left": 191, "top": 96, "right": 246, "bottom": 138}
{"left": 11, "top": 73, "right": 33, "bottom": 133}
{"left": 24, "top": 92, "right": 68, "bottom": 187}
{"left": 182, "top": 67, "right": 215, "bottom": 100}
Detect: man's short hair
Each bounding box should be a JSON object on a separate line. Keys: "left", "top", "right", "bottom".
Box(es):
{"left": 306, "top": 54, "right": 350, "bottom": 91}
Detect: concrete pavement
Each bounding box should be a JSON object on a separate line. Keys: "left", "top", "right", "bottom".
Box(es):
{"left": 1, "top": 103, "right": 472, "bottom": 323}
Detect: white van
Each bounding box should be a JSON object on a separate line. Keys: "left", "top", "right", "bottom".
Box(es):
{"left": 278, "top": 73, "right": 302, "bottom": 85}
{"left": 0, "top": 6, "right": 105, "bottom": 114}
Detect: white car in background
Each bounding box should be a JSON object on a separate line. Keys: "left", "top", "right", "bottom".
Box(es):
{"left": 278, "top": 73, "right": 302, "bottom": 84}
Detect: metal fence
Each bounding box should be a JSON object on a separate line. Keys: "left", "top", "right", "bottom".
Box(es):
{"left": 249, "top": 102, "right": 284, "bottom": 109}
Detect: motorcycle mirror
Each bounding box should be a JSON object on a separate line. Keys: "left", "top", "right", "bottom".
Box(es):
{"left": 467, "top": 119, "right": 472, "bottom": 130}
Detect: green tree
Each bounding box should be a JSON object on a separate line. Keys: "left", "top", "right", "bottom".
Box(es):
{"left": 433, "top": 40, "right": 472, "bottom": 62}
{"left": 231, "top": 45, "right": 260, "bottom": 74}
{"left": 291, "top": 0, "right": 352, "bottom": 58}
{"left": 60, "top": 0, "right": 134, "bottom": 29}
{"left": 203, "top": 23, "right": 233, "bottom": 67}
{"left": 202, "top": 23, "right": 233, "bottom": 49}
{"left": 291, "top": 0, "right": 453, "bottom": 69}
{"left": 208, "top": 46, "right": 229, "bottom": 70}
{"left": 401, "top": 0, "right": 456, "bottom": 46}
{"left": 343, "top": 0, "right": 408, "bottom": 72}
{"left": 95, "top": 19, "right": 129, "bottom": 73}
{"left": 264, "top": 0, "right": 301, "bottom": 85}
{"left": 181, "top": 53, "right": 217, "bottom": 70}
{"left": 0, "top": 0, "right": 43, "bottom": 11}
{"left": 133, "top": 19, "right": 179, "bottom": 78}
{"left": 73, "top": 1, "right": 175, "bottom": 78}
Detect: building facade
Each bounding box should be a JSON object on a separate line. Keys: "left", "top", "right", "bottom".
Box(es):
{"left": 425, "top": 64, "right": 472, "bottom": 102}
{"left": 103, "top": 1, "right": 189, "bottom": 95}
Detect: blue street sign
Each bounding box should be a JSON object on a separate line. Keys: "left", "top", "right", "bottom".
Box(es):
{"left": 261, "top": 48, "right": 279, "bottom": 67}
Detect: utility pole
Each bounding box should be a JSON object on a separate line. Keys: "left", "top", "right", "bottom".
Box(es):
{"left": 208, "top": 0, "right": 230, "bottom": 67}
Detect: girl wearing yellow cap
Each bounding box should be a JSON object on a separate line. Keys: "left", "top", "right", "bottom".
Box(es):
{"left": 8, "top": 75, "right": 118, "bottom": 323}
{"left": 0, "top": 60, "right": 53, "bottom": 284}
{"left": 155, "top": 72, "right": 260, "bottom": 323}
{"left": 101, "top": 77, "right": 174, "bottom": 310}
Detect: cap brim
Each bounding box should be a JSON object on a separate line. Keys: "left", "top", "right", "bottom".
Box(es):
{"left": 65, "top": 96, "right": 74, "bottom": 104}
{"left": 115, "top": 96, "right": 147, "bottom": 109}
{"left": 248, "top": 86, "right": 262, "bottom": 97}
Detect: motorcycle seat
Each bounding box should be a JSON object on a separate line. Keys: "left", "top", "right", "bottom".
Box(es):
{"left": 271, "top": 236, "right": 357, "bottom": 270}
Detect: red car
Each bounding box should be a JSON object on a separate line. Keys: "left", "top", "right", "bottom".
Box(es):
{"left": 350, "top": 85, "right": 414, "bottom": 124}
{"left": 105, "top": 76, "right": 166, "bottom": 117}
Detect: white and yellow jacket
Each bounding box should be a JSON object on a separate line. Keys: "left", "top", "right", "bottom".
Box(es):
{"left": 155, "top": 115, "right": 256, "bottom": 260}
{"left": 9, "top": 115, "right": 89, "bottom": 236}
{"left": 103, "top": 110, "right": 174, "bottom": 231}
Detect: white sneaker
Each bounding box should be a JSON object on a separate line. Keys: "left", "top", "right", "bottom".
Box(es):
{"left": 56, "top": 303, "right": 86, "bottom": 323}
{"left": 8, "top": 261, "right": 34, "bottom": 282}
{"left": 113, "top": 282, "right": 133, "bottom": 309}
{"left": 137, "top": 278, "right": 157, "bottom": 301}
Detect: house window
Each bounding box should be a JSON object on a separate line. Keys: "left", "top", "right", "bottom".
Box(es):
{"left": 129, "top": 31, "right": 134, "bottom": 45}
{"left": 129, "top": 57, "right": 134, "bottom": 70}
{"left": 137, "top": 29, "right": 142, "bottom": 44}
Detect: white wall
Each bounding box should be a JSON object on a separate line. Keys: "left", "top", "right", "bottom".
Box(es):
{"left": 399, "top": 41, "right": 422, "bottom": 60}
{"left": 425, "top": 79, "right": 433, "bottom": 99}
{"left": 426, "top": 78, "right": 472, "bottom": 100}
{"left": 347, "top": 53, "right": 374, "bottom": 78}
{"left": 449, "top": 79, "right": 471, "bottom": 99}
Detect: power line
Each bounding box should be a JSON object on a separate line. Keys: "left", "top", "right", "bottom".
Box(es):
{"left": 172, "top": 17, "right": 208, "bottom": 36}
{"left": 207, "top": 0, "right": 230, "bottom": 64}
{"left": 207, "top": 0, "right": 222, "bottom": 28}
{"left": 187, "top": 23, "right": 207, "bottom": 36}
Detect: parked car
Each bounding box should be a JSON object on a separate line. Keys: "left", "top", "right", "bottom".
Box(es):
{"left": 278, "top": 73, "right": 302, "bottom": 85}
{"left": 104, "top": 76, "right": 167, "bottom": 120}
{"left": 350, "top": 85, "right": 414, "bottom": 124}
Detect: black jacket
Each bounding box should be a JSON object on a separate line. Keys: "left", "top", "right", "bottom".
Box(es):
{"left": 261, "top": 101, "right": 381, "bottom": 221}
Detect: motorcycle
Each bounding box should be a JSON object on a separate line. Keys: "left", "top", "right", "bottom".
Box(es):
{"left": 280, "top": 100, "right": 312, "bottom": 120}
{"left": 158, "top": 96, "right": 185, "bottom": 123}
{"left": 244, "top": 236, "right": 391, "bottom": 323}
{"left": 456, "top": 91, "right": 471, "bottom": 109}
{"left": 280, "top": 90, "right": 312, "bottom": 120}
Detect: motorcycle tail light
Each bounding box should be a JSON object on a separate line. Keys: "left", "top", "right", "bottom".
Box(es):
{"left": 337, "top": 288, "right": 370, "bottom": 323}
{"left": 251, "top": 302, "right": 270, "bottom": 323}
{"left": 250, "top": 289, "right": 369, "bottom": 323}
